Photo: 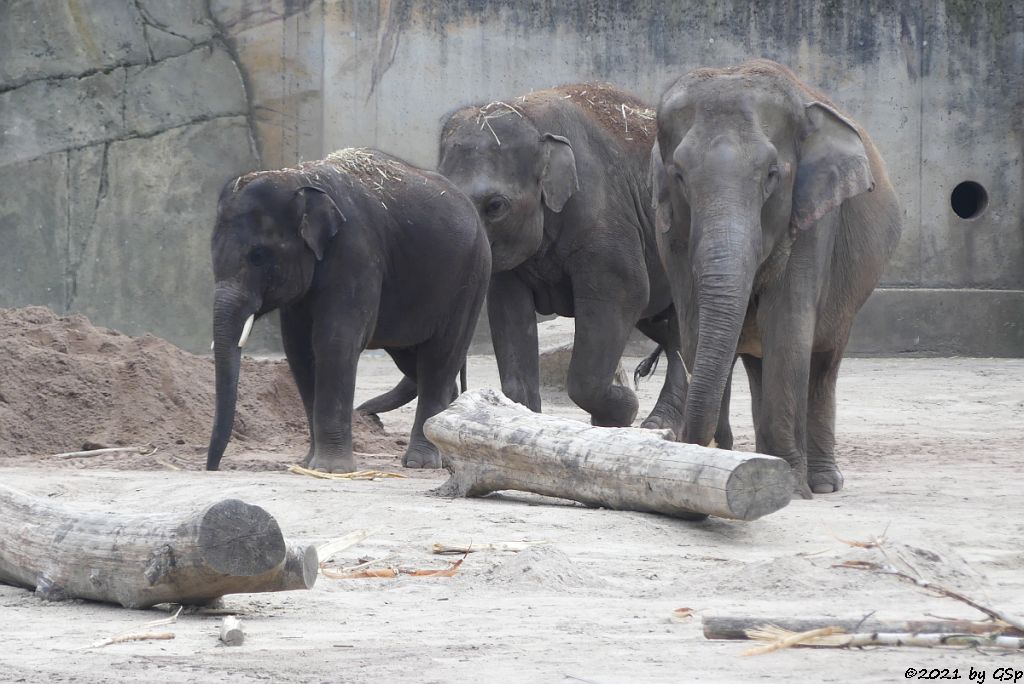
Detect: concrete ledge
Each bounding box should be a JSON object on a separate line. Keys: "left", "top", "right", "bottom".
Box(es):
{"left": 471, "top": 288, "right": 1024, "bottom": 359}
{"left": 847, "top": 288, "right": 1024, "bottom": 357}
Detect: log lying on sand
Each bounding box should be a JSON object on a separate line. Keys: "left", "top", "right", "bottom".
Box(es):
{"left": 423, "top": 389, "right": 793, "bottom": 521}
{"left": 703, "top": 616, "right": 1024, "bottom": 640}
{"left": 0, "top": 484, "right": 317, "bottom": 608}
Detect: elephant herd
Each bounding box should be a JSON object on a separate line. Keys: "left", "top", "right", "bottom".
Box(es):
{"left": 206, "top": 59, "right": 902, "bottom": 500}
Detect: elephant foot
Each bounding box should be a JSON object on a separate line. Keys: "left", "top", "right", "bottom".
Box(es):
{"left": 713, "top": 427, "right": 734, "bottom": 451}
{"left": 402, "top": 441, "right": 442, "bottom": 469}
{"left": 785, "top": 463, "right": 814, "bottom": 500}
{"left": 640, "top": 414, "right": 679, "bottom": 441}
{"left": 305, "top": 450, "right": 356, "bottom": 474}
{"left": 808, "top": 464, "right": 844, "bottom": 494}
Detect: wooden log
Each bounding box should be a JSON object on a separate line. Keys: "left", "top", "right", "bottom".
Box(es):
{"left": 703, "top": 616, "right": 1024, "bottom": 640}
{"left": 423, "top": 389, "right": 793, "bottom": 521}
{"left": 0, "top": 484, "right": 317, "bottom": 608}
{"left": 219, "top": 616, "right": 245, "bottom": 646}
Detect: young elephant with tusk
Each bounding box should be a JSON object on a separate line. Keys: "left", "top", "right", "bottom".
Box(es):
{"left": 207, "top": 148, "right": 491, "bottom": 473}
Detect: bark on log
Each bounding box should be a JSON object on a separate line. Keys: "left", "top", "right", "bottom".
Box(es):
{"left": 702, "top": 616, "right": 1024, "bottom": 640}
{"left": 423, "top": 389, "right": 793, "bottom": 521}
{"left": 0, "top": 484, "right": 317, "bottom": 608}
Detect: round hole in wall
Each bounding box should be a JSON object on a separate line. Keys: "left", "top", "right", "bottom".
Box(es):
{"left": 950, "top": 181, "right": 988, "bottom": 220}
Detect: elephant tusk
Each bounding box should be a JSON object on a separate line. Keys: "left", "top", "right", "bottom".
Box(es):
{"left": 237, "top": 314, "right": 255, "bottom": 348}
{"left": 675, "top": 350, "right": 692, "bottom": 383}
{"left": 210, "top": 340, "right": 215, "bottom": 351}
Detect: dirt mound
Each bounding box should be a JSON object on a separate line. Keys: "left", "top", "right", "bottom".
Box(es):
{"left": 0, "top": 307, "right": 403, "bottom": 470}
{"left": 480, "top": 546, "right": 609, "bottom": 591}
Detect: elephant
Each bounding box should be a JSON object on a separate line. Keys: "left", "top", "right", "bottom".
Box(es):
{"left": 438, "top": 83, "right": 734, "bottom": 445}
{"left": 206, "top": 148, "right": 491, "bottom": 472}
{"left": 651, "top": 60, "right": 902, "bottom": 497}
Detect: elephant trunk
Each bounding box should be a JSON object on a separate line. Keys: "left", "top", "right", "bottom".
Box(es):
{"left": 683, "top": 217, "right": 759, "bottom": 446}
{"left": 206, "top": 284, "right": 259, "bottom": 471}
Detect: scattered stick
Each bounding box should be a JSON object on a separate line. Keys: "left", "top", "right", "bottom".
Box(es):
{"left": 90, "top": 607, "right": 182, "bottom": 648}
{"left": 322, "top": 567, "right": 398, "bottom": 579}
{"left": 320, "top": 555, "right": 395, "bottom": 578}
{"left": 53, "top": 444, "right": 156, "bottom": 459}
{"left": 405, "top": 558, "right": 465, "bottom": 577}
{"left": 219, "top": 616, "right": 244, "bottom": 646}
{"left": 431, "top": 541, "right": 548, "bottom": 555}
{"left": 316, "top": 529, "right": 374, "bottom": 564}
{"left": 744, "top": 625, "right": 1024, "bottom": 651}
{"left": 288, "top": 465, "right": 407, "bottom": 481}
{"left": 831, "top": 535, "right": 1024, "bottom": 632}
{"left": 703, "top": 616, "right": 1023, "bottom": 640}
{"left": 322, "top": 556, "right": 466, "bottom": 580}
{"left": 835, "top": 559, "right": 1024, "bottom": 632}
{"left": 742, "top": 626, "right": 842, "bottom": 656}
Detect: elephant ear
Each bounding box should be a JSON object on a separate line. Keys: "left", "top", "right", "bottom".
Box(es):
{"left": 295, "top": 186, "right": 346, "bottom": 261}
{"left": 650, "top": 140, "right": 672, "bottom": 234}
{"left": 540, "top": 133, "right": 579, "bottom": 212}
{"left": 791, "top": 102, "right": 875, "bottom": 232}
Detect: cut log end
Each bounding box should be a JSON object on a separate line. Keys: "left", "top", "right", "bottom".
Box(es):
{"left": 198, "top": 499, "right": 286, "bottom": 577}
{"left": 282, "top": 543, "right": 319, "bottom": 591}
{"left": 726, "top": 458, "right": 797, "bottom": 521}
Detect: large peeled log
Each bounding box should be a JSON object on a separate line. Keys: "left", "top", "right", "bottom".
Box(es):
{"left": 0, "top": 484, "right": 317, "bottom": 608}
{"left": 424, "top": 389, "right": 793, "bottom": 521}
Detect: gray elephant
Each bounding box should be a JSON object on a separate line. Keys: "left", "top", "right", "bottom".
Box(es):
{"left": 651, "top": 60, "right": 901, "bottom": 497}
{"left": 438, "top": 84, "right": 733, "bottom": 444}
{"left": 206, "top": 148, "right": 491, "bottom": 472}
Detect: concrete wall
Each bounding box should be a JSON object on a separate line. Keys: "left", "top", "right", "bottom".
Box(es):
{"left": 1, "top": 1, "right": 1021, "bottom": 355}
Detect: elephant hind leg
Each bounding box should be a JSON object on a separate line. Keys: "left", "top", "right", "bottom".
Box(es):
{"left": 806, "top": 348, "right": 844, "bottom": 493}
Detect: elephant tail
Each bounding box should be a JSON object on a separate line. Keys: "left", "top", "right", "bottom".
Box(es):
{"left": 460, "top": 361, "right": 467, "bottom": 394}
{"left": 633, "top": 345, "right": 663, "bottom": 388}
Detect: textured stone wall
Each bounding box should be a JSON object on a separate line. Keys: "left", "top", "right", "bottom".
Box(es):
{"left": 2, "top": 1, "right": 1021, "bottom": 355}
{"left": 0, "top": 0, "right": 262, "bottom": 350}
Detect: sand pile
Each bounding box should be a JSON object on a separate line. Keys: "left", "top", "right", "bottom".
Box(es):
{"left": 0, "top": 307, "right": 400, "bottom": 470}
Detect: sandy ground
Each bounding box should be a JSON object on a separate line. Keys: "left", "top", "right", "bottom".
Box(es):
{"left": 1, "top": 354, "right": 1022, "bottom": 683}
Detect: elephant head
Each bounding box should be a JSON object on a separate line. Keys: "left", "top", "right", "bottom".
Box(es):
{"left": 206, "top": 172, "right": 346, "bottom": 470}
{"left": 652, "top": 60, "right": 875, "bottom": 447}
{"left": 438, "top": 103, "right": 578, "bottom": 272}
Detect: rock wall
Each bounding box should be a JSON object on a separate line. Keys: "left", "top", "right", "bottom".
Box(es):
{"left": 1, "top": 1, "right": 1021, "bottom": 355}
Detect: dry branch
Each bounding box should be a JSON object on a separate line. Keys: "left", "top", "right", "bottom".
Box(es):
{"left": 53, "top": 445, "right": 155, "bottom": 459}
{"left": 316, "top": 529, "right": 373, "bottom": 564}
{"left": 90, "top": 607, "right": 182, "bottom": 648}
{"left": 703, "top": 616, "right": 1023, "bottom": 640}
{"left": 831, "top": 535, "right": 1024, "bottom": 632}
{"left": 0, "top": 484, "right": 317, "bottom": 608}
{"left": 288, "top": 465, "right": 407, "bottom": 481}
{"left": 424, "top": 389, "right": 793, "bottom": 521}
{"left": 431, "top": 541, "right": 548, "bottom": 555}
{"left": 744, "top": 625, "right": 1024, "bottom": 651}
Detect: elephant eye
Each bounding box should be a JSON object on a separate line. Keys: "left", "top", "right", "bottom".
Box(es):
{"left": 764, "top": 164, "right": 781, "bottom": 197}
{"left": 483, "top": 195, "right": 510, "bottom": 219}
{"left": 247, "top": 246, "right": 272, "bottom": 267}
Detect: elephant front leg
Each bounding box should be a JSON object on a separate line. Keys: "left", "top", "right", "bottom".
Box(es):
{"left": 488, "top": 272, "right": 541, "bottom": 412}
{"left": 280, "top": 306, "right": 316, "bottom": 466}
{"left": 757, "top": 305, "right": 815, "bottom": 499}
{"left": 806, "top": 349, "right": 844, "bottom": 493}
{"left": 306, "top": 325, "right": 365, "bottom": 474}
{"left": 568, "top": 297, "right": 641, "bottom": 427}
